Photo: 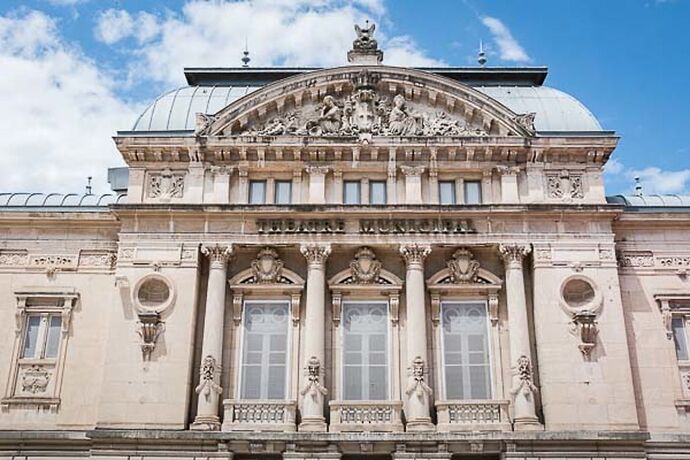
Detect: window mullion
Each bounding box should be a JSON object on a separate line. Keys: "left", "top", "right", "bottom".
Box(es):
{"left": 38, "top": 313, "right": 49, "bottom": 359}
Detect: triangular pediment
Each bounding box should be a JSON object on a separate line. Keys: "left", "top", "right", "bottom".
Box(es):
{"left": 196, "top": 66, "right": 536, "bottom": 139}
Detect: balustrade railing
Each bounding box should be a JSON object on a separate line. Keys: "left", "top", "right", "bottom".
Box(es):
{"left": 329, "top": 400, "right": 403, "bottom": 432}
{"left": 436, "top": 399, "right": 511, "bottom": 431}
{"left": 222, "top": 399, "right": 297, "bottom": 432}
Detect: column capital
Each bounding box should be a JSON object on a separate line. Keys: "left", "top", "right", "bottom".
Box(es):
{"left": 498, "top": 244, "right": 531, "bottom": 268}
{"left": 300, "top": 243, "right": 331, "bottom": 267}
{"left": 305, "top": 165, "right": 330, "bottom": 176}
{"left": 201, "top": 244, "right": 233, "bottom": 268}
{"left": 400, "top": 165, "right": 426, "bottom": 177}
{"left": 400, "top": 244, "right": 431, "bottom": 268}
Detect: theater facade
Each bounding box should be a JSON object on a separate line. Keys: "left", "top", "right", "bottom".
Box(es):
{"left": 1, "top": 25, "right": 690, "bottom": 460}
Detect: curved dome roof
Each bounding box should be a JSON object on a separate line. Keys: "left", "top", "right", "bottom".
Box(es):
{"left": 130, "top": 70, "right": 603, "bottom": 134}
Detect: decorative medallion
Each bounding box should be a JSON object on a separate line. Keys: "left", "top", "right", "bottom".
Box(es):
{"left": 148, "top": 169, "right": 184, "bottom": 200}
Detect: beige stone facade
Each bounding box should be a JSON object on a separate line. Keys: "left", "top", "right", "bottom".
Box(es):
{"left": 1, "top": 25, "right": 690, "bottom": 460}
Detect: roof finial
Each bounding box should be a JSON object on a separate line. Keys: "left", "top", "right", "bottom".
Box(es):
{"left": 634, "top": 176, "right": 643, "bottom": 196}
{"left": 86, "top": 176, "right": 93, "bottom": 195}
{"left": 478, "top": 40, "right": 487, "bottom": 67}
{"left": 241, "top": 37, "right": 250, "bottom": 68}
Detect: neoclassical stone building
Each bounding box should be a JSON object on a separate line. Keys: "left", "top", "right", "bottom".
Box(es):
{"left": 1, "top": 24, "right": 690, "bottom": 460}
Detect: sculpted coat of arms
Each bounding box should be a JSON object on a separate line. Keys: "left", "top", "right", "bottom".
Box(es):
{"left": 447, "top": 248, "right": 481, "bottom": 283}
{"left": 350, "top": 247, "right": 382, "bottom": 284}
{"left": 250, "top": 247, "right": 284, "bottom": 284}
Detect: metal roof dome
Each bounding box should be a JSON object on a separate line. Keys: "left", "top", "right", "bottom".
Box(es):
{"left": 128, "top": 67, "right": 605, "bottom": 134}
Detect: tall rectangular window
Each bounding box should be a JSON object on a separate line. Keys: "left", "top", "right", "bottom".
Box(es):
{"left": 249, "top": 180, "right": 267, "bottom": 204}
{"left": 441, "top": 302, "right": 491, "bottom": 399}
{"left": 274, "top": 180, "right": 292, "bottom": 204}
{"left": 439, "top": 181, "right": 456, "bottom": 205}
{"left": 239, "top": 301, "right": 290, "bottom": 399}
{"left": 21, "top": 314, "right": 62, "bottom": 359}
{"left": 369, "top": 181, "right": 387, "bottom": 205}
{"left": 342, "top": 302, "right": 389, "bottom": 400}
{"left": 344, "top": 181, "right": 361, "bottom": 205}
{"left": 673, "top": 317, "right": 689, "bottom": 360}
{"left": 464, "top": 181, "right": 482, "bottom": 204}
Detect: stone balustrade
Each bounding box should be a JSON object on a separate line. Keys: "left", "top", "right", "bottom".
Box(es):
{"left": 329, "top": 400, "right": 404, "bottom": 432}
{"left": 222, "top": 399, "right": 297, "bottom": 432}
{"left": 436, "top": 399, "right": 511, "bottom": 432}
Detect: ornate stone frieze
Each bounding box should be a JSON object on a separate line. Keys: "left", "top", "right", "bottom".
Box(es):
{"left": 617, "top": 251, "right": 654, "bottom": 268}
{"left": 657, "top": 256, "right": 690, "bottom": 268}
{"left": 78, "top": 251, "right": 117, "bottom": 268}
{"left": 242, "top": 74, "right": 489, "bottom": 138}
{"left": 546, "top": 170, "right": 584, "bottom": 200}
{"left": 0, "top": 250, "right": 28, "bottom": 266}
{"left": 249, "top": 247, "right": 285, "bottom": 284}
{"left": 446, "top": 248, "right": 480, "bottom": 283}
{"left": 148, "top": 169, "right": 184, "bottom": 199}
{"left": 28, "top": 254, "right": 77, "bottom": 276}
{"left": 21, "top": 365, "right": 51, "bottom": 394}
{"left": 399, "top": 244, "right": 431, "bottom": 267}
{"left": 349, "top": 247, "right": 382, "bottom": 284}
{"left": 195, "top": 355, "right": 222, "bottom": 399}
{"left": 300, "top": 244, "right": 331, "bottom": 266}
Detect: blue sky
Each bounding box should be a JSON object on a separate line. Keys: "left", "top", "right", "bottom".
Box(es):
{"left": 0, "top": 0, "right": 688, "bottom": 194}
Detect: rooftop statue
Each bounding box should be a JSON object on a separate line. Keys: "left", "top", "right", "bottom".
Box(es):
{"left": 353, "top": 21, "right": 378, "bottom": 51}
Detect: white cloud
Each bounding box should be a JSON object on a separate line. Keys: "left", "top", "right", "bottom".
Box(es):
{"left": 96, "top": 0, "right": 442, "bottom": 87}
{"left": 94, "top": 9, "right": 160, "bottom": 45}
{"left": 45, "top": 0, "right": 89, "bottom": 5}
{"left": 0, "top": 10, "right": 141, "bottom": 193}
{"left": 604, "top": 158, "right": 690, "bottom": 195}
{"left": 481, "top": 16, "right": 530, "bottom": 63}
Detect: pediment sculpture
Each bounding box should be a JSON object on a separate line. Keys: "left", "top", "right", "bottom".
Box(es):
{"left": 447, "top": 248, "right": 481, "bottom": 283}
{"left": 249, "top": 247, "right": 285, "bottom": 284}
{"left": 349, "top": 247, "right": 383, "bottom": 284}
{"left": 242, "top": 70, "right": 490, "bottom": 138}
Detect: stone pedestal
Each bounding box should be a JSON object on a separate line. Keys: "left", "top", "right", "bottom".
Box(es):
{"left": 400, "top": 244, "right": 434, "bottom": 431}
{"left": 298, "top": 244, "right": 331, "bottom": 431}
{"left": 499, "top": 244, "right": 542, "bottom": 431}
{"left": 191, "top": 244, "right": 233, "bottom": 430}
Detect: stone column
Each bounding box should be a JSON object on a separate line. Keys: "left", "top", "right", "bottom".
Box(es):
{"left": 191, "top": 243, "right": 233, "bottom": 431}
{"left": 400, "top": 244, "right": 434, "bottom": 431}
{"left": 298, "top": 243, "right": 331, "bottom": 432}
{"left": 498, "top": 244, "right": 542, "bottom": 430}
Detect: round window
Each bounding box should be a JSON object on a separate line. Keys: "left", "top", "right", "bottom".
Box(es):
{"left": 137, "top": 277, "right": 171, "bottom": 309}
{"left": 562, "top": 278, "right": 596, "bottom": 308}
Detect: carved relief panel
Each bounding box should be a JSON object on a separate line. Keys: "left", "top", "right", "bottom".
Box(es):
{"left": 546, "top": 170, "right": 584, "bottom": 200}
{"left": 147, "top": 168, "right": 185, "bottom": 201}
